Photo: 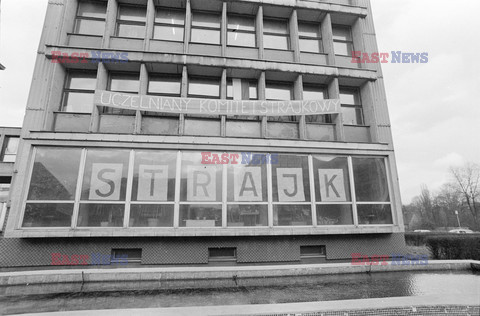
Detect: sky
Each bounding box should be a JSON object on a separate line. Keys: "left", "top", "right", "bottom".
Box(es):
{"left": 0, "top": 0, "right": 479, "bottom": 204}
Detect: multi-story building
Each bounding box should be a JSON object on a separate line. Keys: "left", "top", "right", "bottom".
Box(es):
{"left": 1, "top": 0, "right": 405, "bottom": 267}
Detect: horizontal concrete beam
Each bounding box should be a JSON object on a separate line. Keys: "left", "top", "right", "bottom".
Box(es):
{"left": 0, "top": 260, "right": 477, "bottom": 287}
{"left": 44, "top": 46, "right": 378, "bottom": 81}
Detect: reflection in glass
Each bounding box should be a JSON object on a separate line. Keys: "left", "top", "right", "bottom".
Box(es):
{"left": 22, "top": 203, "right": 73, "bottom": 227}
{"left": 357, "top": 204, "right": 393, "bottom": 225}
{"left": 273, "top": 205, "right": 312, "bottom": 226}
{"left": 316, "top": 204, "right": 353, "bottom": 225}
{"left": 28, "top": 148, "right": 82, "bottom": 200}
{"left": 180, "top": 204, "right": 222, "bottom": 227}
{"left": 132, "top": 151, "right": 176, "bottom": 202}
{"left": 129, "top": 204, "right": 174, "bottom": 227}
{"left": 78, "top": 204, "right": 124, "bottom": 227}
{"left": 1, "top": 136, "right": 20, "bottom": 162}
{"left": 353, "top": 158, "right": 390, "bottom": 202}
{"left": 227, "top": 205, "right": 267, "bottom": 227}
{"left": 81, "top": 149, "right": 130, "bottom": 201}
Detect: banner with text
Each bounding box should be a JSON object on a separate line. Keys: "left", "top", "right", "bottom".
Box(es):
{"left": 94, "top": 90, "right": 341, "bottom": 116}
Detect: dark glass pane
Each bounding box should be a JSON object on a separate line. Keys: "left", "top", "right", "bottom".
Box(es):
{"left": 357, "top": 204, "right": 393, "bottom": 225}
{"left": 316, "top": 204, "right": 353, "bottom": 225}
{"left": 22, "top": 203, "right": 73, "bottom": 227}
{"left": 179, "top": 204, "right": 222, "bottom": 227}
{"left": 352, "top": 157, "right": 390, "bottom": 202}
{"left": 78, "top": 203, "right": 125, "bottom": 227}
{"left": 28, "top": 148, "right": 82, "bottom": 200}
{"left": 227, "top": 205, "right": 268, "bottom": 227}
{"left": 228, "top": 15, "right": 255, "bottom": 31}
{"left": 129, "top": 204, "right": 174, "bottom": 227}
{"left": 273, "top": 205, "right": 312, "bottom": 226}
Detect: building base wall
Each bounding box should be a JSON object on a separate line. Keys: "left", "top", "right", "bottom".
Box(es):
{"left": 0, "top": 234, "right": 406, "bottom": 268}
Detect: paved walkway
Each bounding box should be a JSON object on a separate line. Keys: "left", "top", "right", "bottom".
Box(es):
{"left": 17, "top": 294, "right": 480, "bottom": 315}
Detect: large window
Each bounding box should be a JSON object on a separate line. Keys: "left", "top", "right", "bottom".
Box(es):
{"left": 353, "top": 157, "right": 392, "bottom": 225}
{"left": 148, "top": 75, "right": 181, "bottom": 96}
{"left": 272, "top": 155, "right": 312, "bottom": 226}
{"left": 21, "top": 148, "right": 394, "bottom": 229}
{"left": 105, "top": 73, "right": 139, "bottom": 115}
{"left": 340, "top": 88, "right": 364, "bottom": 125}
{"left": 303, "top": 84, "right": 330, "bottom": 123}
{"left": 298, "top": 22, "right": 322, "bottom": 53}
{"left": 1, "top": 136, "right": 20, "bottom": 162}
{"left": 263, "top": 18, "right": 290, "bottom": 50}
{"left": 191, "top": 11, "right": 221, "bottom": 45}
{"left": 332, "top": 25, "right": 354, "bottom": 56}
{"left": 23, "top": 148, "right": 82, "bottom": 227}
{"left": 154, "top": 8, "right": 185, "bottom": 42}
{"left": 62, "top": 71, "right": 97, "bottom": 113}
{"left": 116, "top": 5, "right": 147, "bottom": 38}
{"left": 227, "top": 15, "right": 256, "bottom": 47}
{"left": 266, "top": 81, "right": 295, "bottom": 122}
{"left": 74, "top": 0, "right": 107, "bottom": 36}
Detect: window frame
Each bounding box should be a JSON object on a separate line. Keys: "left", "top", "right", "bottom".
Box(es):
{"left": 227, "top": 14, "right": 256, "bottom": 48}
{"left": 19, "top": 148, "right": 395, "bottom": 230}
{"left": 263, "top": 17, "right": 291, "bottom": 50}
{"left": 73, "top": 0, "right": 107, "bottom": 36}
{"left": 339, "top": 87, "right": 364, "bottom": 126}
{"left": 190, "top": 10, "right": 222, "bottom": 45}
{"left": 104, "top": 72, "right": 140, "bottom": 115}
{"left": 303, "top": 84, "right": 331, "bottom": 123}
{"left": 187, "top": 76, "right": 221, "bottom": 99}
{"left": 153, "top": 7, "right": 186, "bottom": 42}
{"left": 115, "top": 4, "right": 147, "bottom": 39}
{"left": 61, "top": 70, "right": 97, "bottom": 113}
{"left": 332, "top": 24, "right": 354, "bottom": 57}
{"left": 298, "top": 21, "right": 323, "bottom": 53}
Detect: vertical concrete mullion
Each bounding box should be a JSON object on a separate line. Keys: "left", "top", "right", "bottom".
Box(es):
{"left": 321, "top": 13, "right": 335, "bottom": 66}
{"left": 256, "top": 6, "right": 264, "bottom": 59}
{"left": 221, "top": 2, "right": 227, "bottom": 57}
{"left": 72, "top": 148, "right": 86, "bottom": 229}
{"left": 184, "top": 0, "right": 192, "bottom": 54}
{"left": 294, "top": 74, "right": 305, "bottom": 139}
{"left": 179, "top": 66, "right": 188, "bottom": 135}
{"left": 144, "top": 0, "right": 155, "bottom": 51}
{"left": 361, "top": 81, "right": 379, "bottom": 143}
{"left": 348, "top": 157, "right": 358, "bottom": 227}
{"left": 220, "top": 68, "right": 227, "bottom": 137}
{"left": 124, "top": 150, "right": 135, "bottom": 228}
{"left": 289, "top": 9, "right": 300, "bottom": 62}
{"left": 136, "top": 63, "right": 149, "bottom": 134}
{"left": 90, "top": 62, "right": 108, "bottom": 133}
{"left": 328, "top": 77, "right": 345, "bottom": 141}
{"left": 258, "top": 71, "right": 267, "bottom": 138}
{"left": 102, "top": 0, "right": 118, "bottom": 49}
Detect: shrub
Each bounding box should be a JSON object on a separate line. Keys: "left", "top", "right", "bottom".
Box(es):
{"left": 425, "top": 235, "right": 480, "bottom": 260}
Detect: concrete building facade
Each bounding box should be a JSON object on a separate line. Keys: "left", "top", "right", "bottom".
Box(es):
{"left": 1, "top": 0, "right": 405, "bottom": 267}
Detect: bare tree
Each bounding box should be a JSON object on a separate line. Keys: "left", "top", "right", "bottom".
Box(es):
{"left": 450, "top": 162, "right": 480, "bottom": 229}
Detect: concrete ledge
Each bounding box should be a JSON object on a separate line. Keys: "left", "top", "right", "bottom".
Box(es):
{"left": 17, "top": 294, "right": 480, "bottom": 316}
{"left": 0, "top": 260, "right": 478, "bottom": 287}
